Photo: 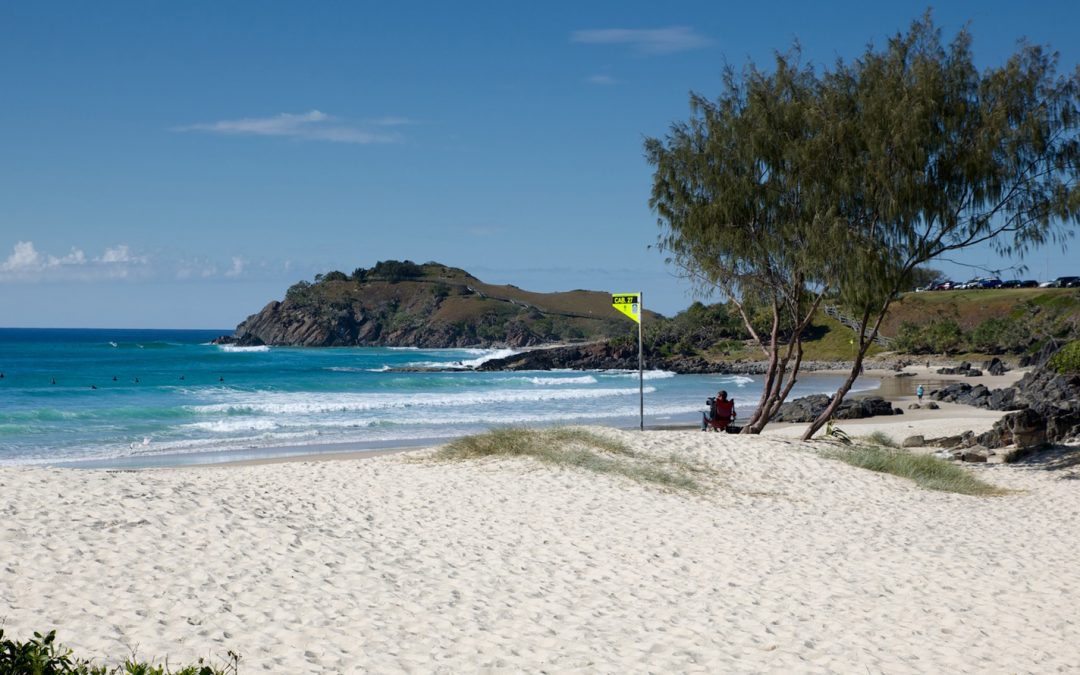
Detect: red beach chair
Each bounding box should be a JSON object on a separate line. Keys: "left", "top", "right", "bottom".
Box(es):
{"left": 703, "top": 396, "right": 736, "bottom": 432}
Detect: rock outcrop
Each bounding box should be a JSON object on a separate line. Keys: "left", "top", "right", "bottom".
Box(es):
{"left": 976, "top": 366, "right": 1080, "bottom": 451}
{"left": 771, "top": 394, "right": 897, "bottom": 423}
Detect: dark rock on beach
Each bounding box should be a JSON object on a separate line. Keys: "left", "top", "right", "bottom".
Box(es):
{"left": 771, "top": 394, "right": 897, "bottom": 423}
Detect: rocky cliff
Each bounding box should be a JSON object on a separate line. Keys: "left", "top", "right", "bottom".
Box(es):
{"left": 215, "top": 261, "right": 633, "bottom": 348}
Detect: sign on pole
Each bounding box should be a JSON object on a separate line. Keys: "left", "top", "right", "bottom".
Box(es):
{"left": 612, "top": 292, "right": 644, "bottom": 430}
{"left": 611, "top": 293, "right": 641, "bottom": 323}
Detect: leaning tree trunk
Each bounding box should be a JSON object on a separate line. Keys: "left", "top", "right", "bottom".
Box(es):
{"left": 802, "top": 304, "right": 888, "bottom": 440}
{"left": 740, "top": 301, "right": 781, "bottom": 432}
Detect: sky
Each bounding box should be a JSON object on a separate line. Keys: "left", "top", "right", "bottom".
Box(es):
{"left": 2, "top": 1, "right": 1079, "bottom": 329}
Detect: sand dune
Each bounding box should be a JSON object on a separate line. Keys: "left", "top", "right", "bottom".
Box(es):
{"left": 2, "top": 426, "right": 1078, "bottom": 672}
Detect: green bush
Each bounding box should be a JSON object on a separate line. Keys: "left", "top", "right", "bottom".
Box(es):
{"left": 926, "top": 319, "right": 964, "bottom": 354}
{"left": 0, "top": 629, "right": 238, "bottom": 675}
{"left": 370, "top": 259, "right": 423, "bottom": 282}
{"left": 1048, "top": 340, "right": 1080, "bottom": 374}
{"left": 969, "top": 316, "right": 1029, "bottom": 354}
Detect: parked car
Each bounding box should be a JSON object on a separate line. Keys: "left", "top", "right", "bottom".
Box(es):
{"left": 979, "top": 278, "right": 1002, "bottom": 289}
{"left": 1039, "top": 280, "right": 1056, "bottom": 287}
{"left": 929, "top": 280, "right": 954, "bottom": 291}
{"left": 1051, "top": 276, "right": 1080, "bottom": 288}
{"left": 1000, "top": 279, "right": 1022, "bottom": 288}
{"left": 1019, "top": 280, "right": 1039, "bottom": 288}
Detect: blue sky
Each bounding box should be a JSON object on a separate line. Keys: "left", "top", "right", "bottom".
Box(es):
{"left": 2, "top": 1, "right": 1079, "bottom": 329}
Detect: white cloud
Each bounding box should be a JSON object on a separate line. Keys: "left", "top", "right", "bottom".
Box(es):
{"left": 571, "top": 27, "right": 711, "bottom": 54}
{"left": 586, "top": 74, "right": 619, "bottom": 85}
{"left": 225, "top": 256, "right": 245, "bottom": 278}
{"left": 0, "top": 241, "right": 149, "bottom": 282}
{"left": 174, "top": 110, "right": 404, "bottom": 144}
{"left": 0, "top": 241, "right": 88, "bottom": 272}
{"left": 98, "top": 244, "right": 145, "bottom": 264}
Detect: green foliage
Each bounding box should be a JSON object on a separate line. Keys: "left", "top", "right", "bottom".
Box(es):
{"left": 1048, "top": 340, "right": 1080, "bottom": 374}
{"left": 649, "top": 11, "right": 1080, "bottom": 439}
{"left": 321, "top": 270, "right": 348, "bottom": 283}
{"left": 0, "top": 629, "right": 238, "bottom": 675}
{"left": 370, "top": 259, "right": 423, "bottom": 282}
{"left": 350, "top": 267, "right": 368, "bottom": 282}
{"left": 646, "top": 301, "right": 749, "bottom": 357}
{"left": 284, "top": 280, "right": 312, "bottom": 303}
{"left": 434, "top": 427, "right": 707, "bottom": 491}
{"left": 969, "top": 316, "right": 1030, "bottom": 354}
{"left": 893, "top": 315, "right": 1035, "bottom": 355}
{"left": 823, "top": 445, "right": 1006, "bottom": 496}
{"left": 925, "top": 319, "right": 965, "bottom": 354}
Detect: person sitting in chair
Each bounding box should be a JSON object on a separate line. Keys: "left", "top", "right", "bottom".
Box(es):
{"left": 703, "top": 390, "right": 736, "bottom": 432}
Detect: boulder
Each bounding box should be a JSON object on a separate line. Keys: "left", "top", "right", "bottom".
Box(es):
{"left": 961, "top": 447, "right": 990, "bottom": 462}
{"left": 964, "top": 368, "right": 983, "bottom": 377}
{"left": 893, "top": 408, "right": 904, "bottom": 415}
{"left": 772, "top": 394, "right": 898, "bottom": 423}
{"left": 902, "top": 435, "right": 925, "bottom": 448}
{"left": 908, "top": 403, "right": 922, "bottom": 410}
{"left": 926, "top": 402, "right": 940, "bottom": 410}
{"left": 982, "top": 357, "right": 1008, "bottom": 376}
{"left": 926, "top": 431, "right": 975, "bottom": 449}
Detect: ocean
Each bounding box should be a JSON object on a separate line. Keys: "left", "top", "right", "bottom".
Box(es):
{"left": 0, "top": 328, "right": 871, "bottom": 468}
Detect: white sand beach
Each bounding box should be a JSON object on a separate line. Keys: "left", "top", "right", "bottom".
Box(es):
{"left": 2, "top": 415, "right": 1079, "bottom": 673}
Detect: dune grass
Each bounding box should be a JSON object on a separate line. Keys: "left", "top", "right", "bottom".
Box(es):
{"left": 860, "top": 430, "right": 898, "bottom": 448}
{"left": 823, "top": 444, "right": 1006, "bottom": 496}
{"left": 433, "top": 427, "right": 707, "bottom": 491}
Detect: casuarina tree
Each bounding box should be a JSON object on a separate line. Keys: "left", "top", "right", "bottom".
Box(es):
{"left": 647, "top": 12, "right": 1080, "bottom": 437}
{"left": 646, "top": 51, "right": 848, "bottom": 433}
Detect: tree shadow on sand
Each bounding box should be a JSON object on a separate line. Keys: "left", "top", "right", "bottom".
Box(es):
{"left": 1013, "top": 444, "right": 1080, "bottom": 478}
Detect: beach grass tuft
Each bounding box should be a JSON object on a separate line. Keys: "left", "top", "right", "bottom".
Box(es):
{"left": 824, "top": 444, "right": 1006, "bottom": 496}
{"left": 861, "top": 430, "right": 898, "bottom": 448}
{"left": 433, "top": 427, "right": 705, "bottom": 491}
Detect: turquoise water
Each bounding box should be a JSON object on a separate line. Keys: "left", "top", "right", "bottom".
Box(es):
{"left": 0, "top": 328, "right": 866, "bottom": 468}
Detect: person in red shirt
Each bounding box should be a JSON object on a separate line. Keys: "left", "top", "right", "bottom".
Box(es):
{"left": 703, "top": 390, "right": 736, "bottom": 431}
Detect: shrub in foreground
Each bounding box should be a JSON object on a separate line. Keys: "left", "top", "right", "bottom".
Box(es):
{"left": 824, "top": 444, "right": 1006, "bottom": 496}
{"left": 0, "top": 629, "right": 238, "bottom": 675}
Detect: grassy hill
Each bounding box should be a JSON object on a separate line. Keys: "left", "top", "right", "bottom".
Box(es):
{"left": 225, "top": 261, "right": 654, "bottom": 347}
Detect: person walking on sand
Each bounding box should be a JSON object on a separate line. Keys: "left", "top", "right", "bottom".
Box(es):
{"left": 916, "top": 384, "right": 924, "bottom": 402}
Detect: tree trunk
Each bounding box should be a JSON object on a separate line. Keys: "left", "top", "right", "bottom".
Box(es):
{"left": 801, "top": 303, "right": 889, "bottom": 440}
{"left": 741, "top": 301, "right": 780, "bottom": 432}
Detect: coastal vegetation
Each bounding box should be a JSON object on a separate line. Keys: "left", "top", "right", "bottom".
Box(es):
{"left": 1048, "top": 340, "right": 1080, "bottom": 374}
{"left": 823, "top": 444, "right": 1007, "bottom": 496}
{"left": 0, "top": 629, "right": 238, "bottom": 675}
{"left": 887, "top": 288, "right": 1080, "bottom": 356}
{"left": 646, "top": 12, "right": 1080, "bottom": 438}
{"left": 432, "top": 427, "right": 708, "bottom": 491}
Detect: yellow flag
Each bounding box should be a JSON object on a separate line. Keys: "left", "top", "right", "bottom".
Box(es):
{"left": 612, "top": 293, "right": 641, "bottom": 324}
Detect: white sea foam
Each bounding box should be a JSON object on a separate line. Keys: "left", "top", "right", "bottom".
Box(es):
{"left": 217, "top": 344, "right": 270, "bottom": 353}
{"left": 406, "top": 348, "right": 519, "bottom": 370}
{"left": 605, "top": 370, "right": 677, "bottom": 381}
{"left": 522, "top": 375, "right": 599, "bottom": 386}
{"left": 189, "top": 386, "right": 655, "bottom": 416}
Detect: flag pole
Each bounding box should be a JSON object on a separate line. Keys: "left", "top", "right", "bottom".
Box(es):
{"left": 638, "top": 293, "right": 644, "bottom": 431}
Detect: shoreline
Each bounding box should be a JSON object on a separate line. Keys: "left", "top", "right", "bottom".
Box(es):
{"left": 29, "top": 363, "right": 1028, "bottom": 470}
